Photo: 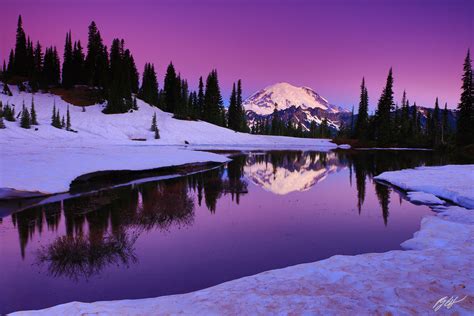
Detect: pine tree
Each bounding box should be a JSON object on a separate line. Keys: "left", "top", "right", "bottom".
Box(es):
{"left": 375, "top": 68, "right": 394, "bottom": 146}
{"left": 227, "top": 83, "right": 239, "bottom": 131}
{"left": 72, "top": 40, "right": 85, "bottom": 85}
{"left": 4, "top": 103, "right": 15, "bottom": 121}
{"left": 62, "top": 31, "right": 74, "bottom": 88}
{"left": 7, "top": 49, "right": 15, "bottom": 77}
{"left": 30, "top": 97, "right": 38, "bottom": 125}
{"left": 163, "top": 62, "right": 180, "bottom": 113}
{"left": 442, "top": 102, "right": 449, "bottom": 143}
{"left": 14, "top": 15, "right": 28, "bottom": 76}
{"left": 150, "top": 112, "right": 157, "bottom": 131}
{"left": 432, "top": 97, "right": 441, "bottom": 146}
{"left": 85, "top": 21, "right": 107, "bottom": 88}
{"left": 456, "top": 49, "right": 474, "bottom": 146}
{"left": 355, "top": 77, "right": 369, "bottom": 139}
{"left": 20, "top": 102, "right": 31, "bottom": 129}
{"left": 51, "top": 101, "right": 61, "bottom": 128}
{"left": 138, "top": 63, "right": 159, "bottom": 106}
{"left": 236, "top": 80, "right": 247, "bottom": 132}
{"left": 154, "top": 126, "right": 160, "bottom": 139}
{"left": 197, "top": 76, "right": 205, "bottom": 119}
{"left": 104, "top": 39, "right": 133, "bottom": 114}
{"left": 0, "top": 116, "right": 5, "bottom": 129}
{"left": 203, "top": 69, "right": 224, "bottom": 126}
{"left": 31, "top": 41, "right": 43, "bottom": 91}
{"left": 66, "top": 105, "right": 71, "bottom": 131}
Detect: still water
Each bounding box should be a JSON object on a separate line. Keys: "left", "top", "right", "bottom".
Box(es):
{"left": 0, "top": 150, "right": 451, "bottom": 313}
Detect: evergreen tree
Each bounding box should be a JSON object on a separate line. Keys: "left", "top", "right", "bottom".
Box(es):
{"left": 62, "top": 31, "right": 74, "bottom": 88}
{"left": 7, "top": 49, "right": 15, "bottom": 77}
{"left": 66, "top": 105, "right": 71, "bottom": 131}
{"left": 154, "top": 125, "right": 160, "bottom": 139}
{"left": 271, "top": 104, "right": 281, "bottom": 135}
{"left": 442, "top": 102, "right": 449, "bottom": 143}
{"left": 227, "top": 83, "right": 239, "bottom": 131}
{"left": 103, "top": 39, "right": 133, "bottom": 113}
{"left": 20, "top": 102, "right": 31, "bottom": 129}
{"left": 72, "top": 40, "right": 85, "bottom": 85}
{"left": 42, "top": 46, "right": 61, "bottom": 87}
{"left": 14, "top": 15, "right": 28, "bottom": 76}
{"left": 432, "top": 97, "right": 441, "bottom": 146}
{"left": 197, "top": 76, "right": 205, "bottom": 119}
{"left": 61, "top": 115, "right": 65, "bottom": 128}
{"left": 375, "top": 68, "right": 394, "bottom": 146}
{"left": 30, "top": 97, "right": 38, "bottom": 125}
{"left": 456, "top": 49, "right": 473, "bottom": 146}
{"left": 236, "top": 80, "right": 247, "bottom": 132}
{"left": 203, "top": 69, "right": 224, "bottom": 126}
{"left": 320, "top": 118, "right": 330, "bottom": 138}
{"left": 163, "top": 62, "right": 180, "bottom": 113}
{"left": 3, "top": 103, "right": 15, "bottom": 121}
{"left": 138, "top": 63, "right": 159, "bottom": 106}
{"left": 31, "top": 41, "right": 43, "bottom": 91}
{"left": 355, "top": 77, "right": 369, "bottom": 139}
{"left": 0, "top": 116, "right": 5, "bottom": 129}
{"left": 150, "top": 112, "right": 157, "bottom": 131}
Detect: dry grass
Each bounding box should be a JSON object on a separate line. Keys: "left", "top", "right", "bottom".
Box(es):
{"left": 50, "top": 85, "right": 102, "bottom": 106}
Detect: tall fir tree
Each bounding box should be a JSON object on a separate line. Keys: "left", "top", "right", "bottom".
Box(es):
{"left": 163, "top": 62, "right": 180, "bottom": 113}
{"left": 20, "top": 102, "right": 31, "bottom": 129}
{"left": 456, "top": 49, "right": 473, "bottom": 146}
{"left": 236, "top": 79, "right": 247, "bottom": 132}
{"left": 197, "top": 76, "right": 205, "bottom": 119}
{"left": 355, "top": 77, "right": 369, "bottom": 139}
{"left": 66, "top": 105, "right": 71, "bottom": 131}
{"left": 62, "top": 31, "right": 74, "bottom": 88}
{"left": 30, "top": 97, "right": 38, "bottom": 125}
{"left": 14, "top": 15, "right": 28, "bottom": 76}
{"left": 203, "top": 69, "right": 224, "bottom": 126}
{"left": 138, "top": 63, "right": 159, "bottom": 106}
{"left": 227, "top": 83, "right": 239, "bottom": 131}
{"left": 375, "top": 68, "right": 394, "bottom": 146}
{"left": 104, "top": 39, "right": 133, "bottom": 113}
{"left": 442, "top": 102, "right": 449, "bottom": 143}
{"left": 31, "top": 41, "right": 43, "bottom": 91}
{"left": 72, "top": 40, "right": 85, "bottom": 85}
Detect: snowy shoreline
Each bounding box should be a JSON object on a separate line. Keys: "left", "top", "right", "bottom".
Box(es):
{"left": 11, "top": 165, "right": 474, "bottom": 315}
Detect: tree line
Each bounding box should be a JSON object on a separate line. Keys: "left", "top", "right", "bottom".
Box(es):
{"left": 1, "top": 15, "right": 248, "bottom": 133}
{"left": 340, "top": 50, "right": 473, "bottom": 148}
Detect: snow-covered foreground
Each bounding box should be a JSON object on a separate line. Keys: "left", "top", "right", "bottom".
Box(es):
{"left": 0, "top": 86, "right": 338, "bottom": 196}
{"left": 11, "top": 165, "right": 474, "bottom": 315}
{"left": 375, "top": 165, "right": 474, "bottom": 209}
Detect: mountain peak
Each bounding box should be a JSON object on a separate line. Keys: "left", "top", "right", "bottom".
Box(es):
{"left": 243, "top": 82, "right": 343, "bottom": 115}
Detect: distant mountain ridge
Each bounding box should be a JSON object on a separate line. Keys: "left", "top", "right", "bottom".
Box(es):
{"left": 243, "top": 82, "right": 350, "bottom": 132}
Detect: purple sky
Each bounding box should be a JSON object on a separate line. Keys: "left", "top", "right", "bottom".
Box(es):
{"left": 1, "top": 0, "right": 473, "bottom": 110}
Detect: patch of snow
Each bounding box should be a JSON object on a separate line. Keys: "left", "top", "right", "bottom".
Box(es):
{"left": 11, "top": 166, "right": 474, "bottom": 315}
{"left": 337, "top": 144, "right": 351, "bottom": 149}
{"left": 406, "top": 191, "right": 445, "bottom": 205}
{"left": 375, "top": 165, "right": 474, "bottom": 209}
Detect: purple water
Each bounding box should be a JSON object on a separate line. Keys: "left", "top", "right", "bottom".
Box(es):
{"left": 0, "top": 150, "right": 439, "bottom": 314}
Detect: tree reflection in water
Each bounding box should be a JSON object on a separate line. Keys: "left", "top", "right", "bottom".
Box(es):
{"left": 7, "top": 150, "right": 449, "bottom": 280}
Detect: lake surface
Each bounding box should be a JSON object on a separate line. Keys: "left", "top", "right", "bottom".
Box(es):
{"left": 0, "top": 150, "right": 454, "bottom": 313}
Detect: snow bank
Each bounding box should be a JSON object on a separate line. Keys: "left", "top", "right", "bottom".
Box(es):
{"left": 406, "top": 191, "right": 445, "bottom": 205}
{"left": 375, "top": 165, "right": 474, "bottom": 209}
{"left": 0, "top": 144, "right": 229, "bottom": 195}
{"left": 11, "top": 166, "right": 474, "bottom": 315}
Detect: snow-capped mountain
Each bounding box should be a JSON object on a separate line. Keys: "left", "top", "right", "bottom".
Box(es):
{"left": 243, "top": 82, "right": 351, "bottom": 131}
